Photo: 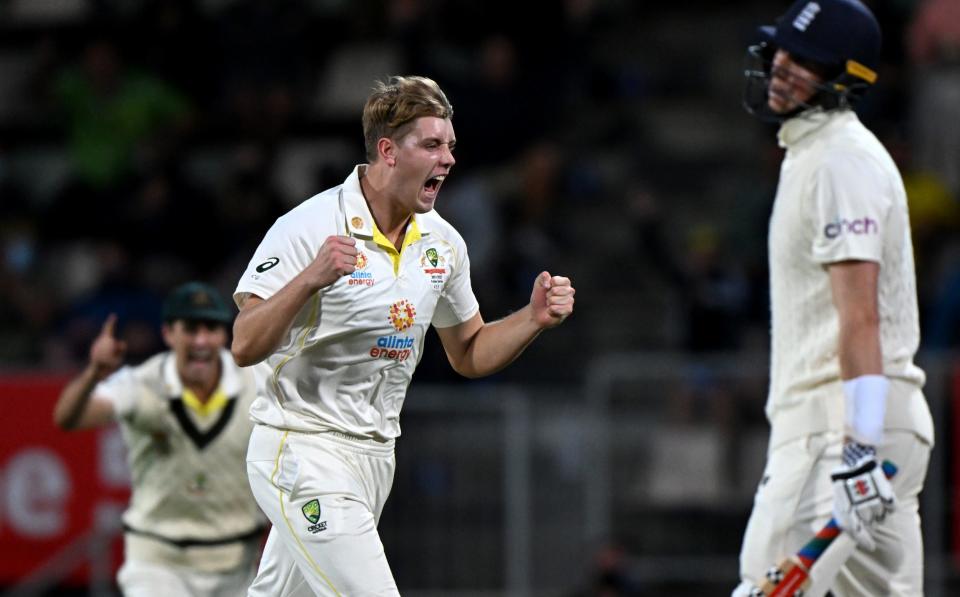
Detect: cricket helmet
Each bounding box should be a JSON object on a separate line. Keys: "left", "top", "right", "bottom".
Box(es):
{"left": 743, "top": 0, "right": 881, "bottom": 121}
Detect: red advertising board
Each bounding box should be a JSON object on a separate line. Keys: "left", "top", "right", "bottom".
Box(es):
{"left": 0, "top": 374, "right": 130, "bottom": 585}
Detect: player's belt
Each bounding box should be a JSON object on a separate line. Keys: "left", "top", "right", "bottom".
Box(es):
{"left": 123, "top": 523, "right": 266, "bottom": 548}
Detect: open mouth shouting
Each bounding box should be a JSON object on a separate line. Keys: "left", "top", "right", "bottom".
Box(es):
{"left": 423, "top": 174, "right": 446, "bottom": 199}
{"left": 186, "top": 349, "right": 217, "bottom": 369}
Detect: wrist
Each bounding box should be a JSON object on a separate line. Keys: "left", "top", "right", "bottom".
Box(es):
{"left": 843, "top": 374, "right": 889, "bottom": 446}
{"left": 86, "top": 362, "right": 110, "bottom": 383}
{"left": 840, "top": 439, "right": 877, "bottom": 467}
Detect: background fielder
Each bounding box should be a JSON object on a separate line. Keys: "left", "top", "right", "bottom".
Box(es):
{"left": 53, "top": 282, "right": 265, "bottom": 597}
{"left": 733, "top": 1, "right": 934, "bottom": 596}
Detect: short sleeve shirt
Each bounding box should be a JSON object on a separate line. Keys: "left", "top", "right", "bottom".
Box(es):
{"left": 235, "top": 165, "right": 480, "bottom": 440}
{"left": 766, "top": 110, "right": 926, "bottom": 445}
{"left": 92, "top": 349, "right": 264, "bottom": 571}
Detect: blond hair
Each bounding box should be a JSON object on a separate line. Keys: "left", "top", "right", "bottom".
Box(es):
{"left": 362, "top": 76, "right": 454, "bottom": 162}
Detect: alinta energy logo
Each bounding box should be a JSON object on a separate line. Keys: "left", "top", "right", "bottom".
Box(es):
{"left": 388, "top": 299, "right": 416, "bottom": 332}
{"left": 349, "top": 251, "right": 374, "bottom": 287}
{"left": 370, "top": 300, "right": 416, "bottom": 362}
{"left": 824, "top": 217, "right": 879, "bottom": 239}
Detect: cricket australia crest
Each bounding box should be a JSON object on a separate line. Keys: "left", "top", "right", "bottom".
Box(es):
{"left": 302, "top": 499, "right": 327, "bottom": 533}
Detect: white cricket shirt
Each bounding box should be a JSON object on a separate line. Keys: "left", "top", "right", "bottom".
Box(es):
{"left": 235, "top": 165, "right": 480, "bottom": 440}
{"left": 94, "top": 349, "right": 264, "bottom": 572}
{"left": 766, "top": 109, "right": 931, "bottom": 448}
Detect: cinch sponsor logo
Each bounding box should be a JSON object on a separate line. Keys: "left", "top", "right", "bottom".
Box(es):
{"left": 824, "top": 217, "right": 878, "bottom": 239}
{"left": 369, "top": 335, "right": 414, "bottom": 361}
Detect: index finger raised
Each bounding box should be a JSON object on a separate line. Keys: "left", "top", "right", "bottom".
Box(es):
{"left": 101, "top": 313, "right": 118, "bottom": 337}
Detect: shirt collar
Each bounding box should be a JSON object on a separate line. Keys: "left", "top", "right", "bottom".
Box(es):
{"left": 340, "top": 164, "right": 433, "bottom": 239}
{"left": 777, "top": 108, "right": 849, "bottom": 148}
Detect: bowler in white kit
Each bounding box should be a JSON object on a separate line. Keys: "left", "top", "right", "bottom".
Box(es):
{"left": 232, "top": 75, "right": 575, "bottom": 596}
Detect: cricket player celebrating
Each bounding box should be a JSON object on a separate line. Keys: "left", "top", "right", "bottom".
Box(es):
{"left": 232, "top": 75, "right": 575, "bottom": 595}
{"left": 53, "top": 282, "right": 265, "bottom": 596}
{"left": 732, "top": 1, "right": 934, "bottom": 596}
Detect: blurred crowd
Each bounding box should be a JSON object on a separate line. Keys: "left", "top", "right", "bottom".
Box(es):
{"left": 1, "top": 0, "right": 959, "bottom": 382}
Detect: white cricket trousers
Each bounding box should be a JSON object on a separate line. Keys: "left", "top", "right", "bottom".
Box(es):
{"left": 117, "top": 558, "right": 256, "bottom": 597}
{"left": 246, "top": 424, "right": 399, "bottom": 596}
{"left": 732, "top": 429, "right": 931, "bottom": 597}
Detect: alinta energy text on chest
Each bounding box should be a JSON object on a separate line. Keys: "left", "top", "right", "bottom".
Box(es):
{"left": 369, "top": 334, "right": 416, "bottom": 361}
{"left": 349, "top": 271, "right": 375, "bottom": 286}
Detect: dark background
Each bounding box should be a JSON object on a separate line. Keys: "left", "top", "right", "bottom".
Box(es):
{"left": 1, "top": 0, "right": 959, "bottom": 595}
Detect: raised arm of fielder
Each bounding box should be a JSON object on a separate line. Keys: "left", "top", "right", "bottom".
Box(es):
{"left": 435, "top": 271, "right": 575, "bottom": 379}
{"left": 232, "top": 235, "right": 358, "bottom": 367}
{"left": 53, "top": 314, "right": 126, "bottom": 430}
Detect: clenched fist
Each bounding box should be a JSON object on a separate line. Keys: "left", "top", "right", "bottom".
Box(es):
{"left": 306, "top": 236, "right": 359, "bottom": 290}
{"left": 529, "top": 271, "right": 575, "bottom": 329}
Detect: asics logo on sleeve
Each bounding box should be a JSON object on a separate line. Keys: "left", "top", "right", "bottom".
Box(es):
{"left": 824, "top": 217, "right": 878, "bottom": 239}
{"left": 256, "top": 257, "right": 280, "bottom": 272}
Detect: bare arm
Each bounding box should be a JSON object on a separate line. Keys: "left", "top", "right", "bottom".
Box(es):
{"left": 436, "top": 272, "right": 575, "bottom": 378}
{"left": 828, "top": 260, "right": 882, "bottom": 379}
{"left": 53, "top": 315, "right": 125, "bottom": 430}
{"left": 232, "top": 235, "right": 358, "bottom": 366}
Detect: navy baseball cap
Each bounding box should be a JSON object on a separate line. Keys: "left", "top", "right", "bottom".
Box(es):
{"left": 759, "top": 0, "right": 881, "bottom": 84}
{"left": 162, "top": 282, "right": 233, "bottom": 324}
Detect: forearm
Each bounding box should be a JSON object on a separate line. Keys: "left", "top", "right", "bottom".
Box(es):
{"left": 837, "top": 315, "right": 882, "bottom": 379}
{"left": 837, "top": 311, "right": 887, "bottom": 445}
{"left": 53, "top": 365, "right": 101, "bottom": 430}
{"left": 453, "top": 306, "right": 543, "bottom": 378}
{"left": 232, "top": 274, "right": 319, "bottom": 366}
{"left": 829, "top": 260, "right": 883, "bottom": 379}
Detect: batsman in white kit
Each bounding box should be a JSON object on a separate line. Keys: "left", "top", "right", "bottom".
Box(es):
{"left": 232, "top": 75, "right": 575, "bottom": 596}
{"left": 733, "top": 1, "right": 934, "bottom": 596}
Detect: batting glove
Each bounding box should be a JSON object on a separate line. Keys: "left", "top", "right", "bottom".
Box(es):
{"left": 830, "top": 442, "right": 896, "bottom": 551}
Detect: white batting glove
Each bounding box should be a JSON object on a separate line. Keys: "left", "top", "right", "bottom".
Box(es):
{"left": 830, "top": 442, "right": 896, "bottom": 551}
